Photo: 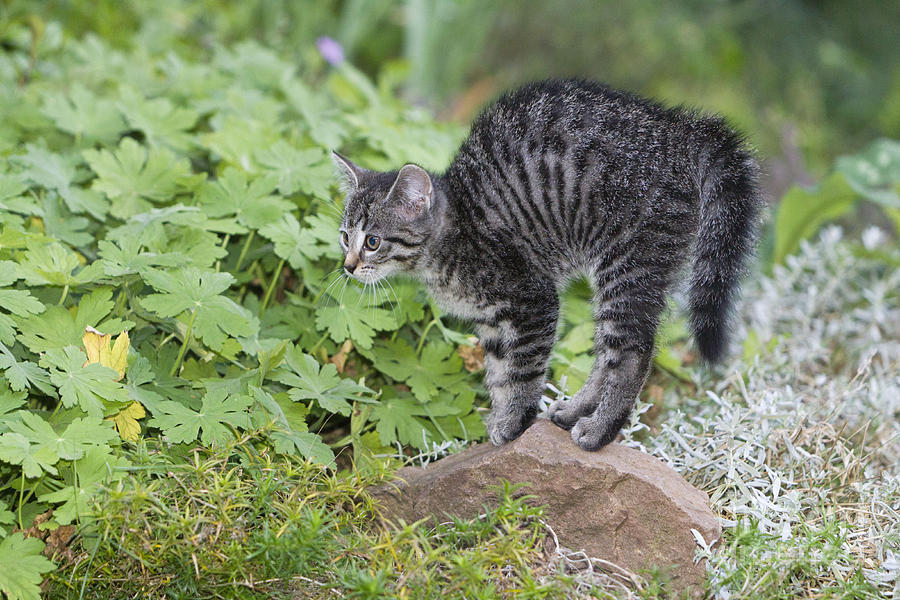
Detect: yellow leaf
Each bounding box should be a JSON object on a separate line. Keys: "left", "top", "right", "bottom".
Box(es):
{"left": 82, "top": 326, "right": 129, "bottom": 380}
{"left": 108, "top": 330, "right": 129, "bottom": 378}
{"left": 82, "top": 326, "right": 107, "bottom": 365}
{"left": 106, "top": 401, "right": 145, "bottom": 442}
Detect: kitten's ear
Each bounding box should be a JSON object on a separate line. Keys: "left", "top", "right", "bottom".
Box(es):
{"left": 331, "top": 151, "right": 368, "bottom": 193}
{"left": 387, "top": 164, "right": 433, "bottom": 220}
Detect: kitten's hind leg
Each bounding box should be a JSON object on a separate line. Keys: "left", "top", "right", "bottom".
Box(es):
{"left": 566, "top": 268, "right": 669, "bottom": 451}
{"left": 481, "top": 292, "right": 559, "bottom": 445}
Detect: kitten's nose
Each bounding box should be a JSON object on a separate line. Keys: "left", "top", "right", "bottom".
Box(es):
{"left": 344, "top": 259, "right": 358, "bottom": 274}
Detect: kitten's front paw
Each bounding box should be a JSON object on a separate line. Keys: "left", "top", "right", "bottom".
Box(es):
{"left": 547, "top": 399, "right": 580, "bottom": 430}
{"left": 571, "top": 415, "right": 617, "bottom": 451}
{"left": 486, "top": 408, "right": 536, "bottom": 446}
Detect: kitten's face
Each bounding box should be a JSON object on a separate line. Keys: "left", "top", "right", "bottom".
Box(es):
{"left": 333, "top": 153, "right": 433, "bottom": 284}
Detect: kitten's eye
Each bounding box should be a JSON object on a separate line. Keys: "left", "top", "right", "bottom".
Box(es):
{"left": 364, "top": 235, "right": 381, "bottom": 251}
{"left": 340, "top": 231, "right": 349, "bottom": 246}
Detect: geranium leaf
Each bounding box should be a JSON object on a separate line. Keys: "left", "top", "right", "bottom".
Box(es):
{"left": 314, "top": 284, "right": 397, "bottom": 350}
{"left": 39, "top": 346, "right": 131, "bottom": 418}
{"left": 273, "top": 346, "right": 374, "bottom": 416}
{"left": 0, "top": 533, "right": 55, "bottom": 600}
{"left": 148, "top": 388, "right": 251, "bottom": 445}
{"left": 83, "top": 137, "right": 192, "bottom": 219}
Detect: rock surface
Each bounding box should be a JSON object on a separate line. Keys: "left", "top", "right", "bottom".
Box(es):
{"left": 372, "top": 419, "right": 720, "bottom": 598}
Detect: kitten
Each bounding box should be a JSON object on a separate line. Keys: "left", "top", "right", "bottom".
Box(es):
{"left": 332, "top": 79, "right": 761, "bottom": 451}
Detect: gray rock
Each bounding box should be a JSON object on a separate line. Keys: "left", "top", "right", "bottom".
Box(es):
{"left": 372, "top": 419, "right": 720, "bottom": 598}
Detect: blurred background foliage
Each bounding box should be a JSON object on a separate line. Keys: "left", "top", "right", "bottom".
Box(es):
{"left": 0, "top": 3, "right": 898, "bottom": 596}
{"left": 5, "top": 0, "right": 900, "bottom": 200}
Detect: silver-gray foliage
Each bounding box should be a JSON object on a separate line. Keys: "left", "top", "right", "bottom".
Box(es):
{"left": 620, "top": 226, "right": 899, "bottom": 597}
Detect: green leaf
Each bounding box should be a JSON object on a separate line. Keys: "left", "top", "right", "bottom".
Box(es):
{"left": 0, "top": 288, "right": 44, "bottom": 346}
{"left": 774, "top": 173, "right": 857, "bottom": 264}
{"left": 16, "top": 288, "right": 130, "bottom": 354}
{"left": 558, "top": 321, "right": 594, "bottom": 355}
{"left": 251, "top": 387, "right": 335, "bottom": 464}
{"left": 0, "top": 173, "right": 40, "bottom": 220}
{"left": 40, "top": 346, "right": 131, "bottom": 418}
{"left": 3, "top": 411, "right": 115, "bottom": 466}
{"left": 122, "top": 355, "right": 166, "bottom": 415}
{"left": 0, "top": 388, "right": 26, "bottom": 423}
{"left": 0, "top": 498, "right": 14, "bottom": 537}
{"left": 41, "top": 193, "right": 93, "bottom": 247}
{"left": 0, "top": 345, "right": 54, "bottom": 395}
{"left": 0, "top": 428, "right": 59, "bottom": 478}
{"left": 141, "top": 268, "right": 256, "bottom": 350}
{"left": 315, "top": 284, "right": 397, "bottom": 351}
{"left": 200, "top": 114, "right": 280, "bottom": 168}
{"left": 368, "top": 339, "right": 467, "bottom": 402}
{"left": 105, "top": 205, "right": 209, "bottom": 244}
{"left": 429, "top": 389, "right": 486, "bottom": 440}
{"left": 38, "top": 445, "right": 130, "bottom": 525}
{"left": 83, "top": 137, "right": 192, "bottom": 219}
{"left": 270, "top": 430, "right": 335, "bottom": 465}
{"left": 148, "top": 388, "right": 251, "bottom": 445}
{"left": 275, "top": 346, "right": 374, "bottom": 416}
{"left": 282, "top": 78, "right": 348, "bottom": 150}
{"left": 16, "top": 242, "right": 80, "bottom": 287}
{"left": 97, "top": 236, "right": 187, "bottom": 277}
{"left": 370, "top": 392, "right": 433, "bottom": 450}
{"left": 118, "top": 86, "right": 198, "bottom": 152}
{"left": 259, "top": 213, "right": 335, "bottom": 269}
{"left": 835, "top": 138, "right": 900, "bottom": 208}
{"left": 16, "top": 145, "right": 108, "bottom": 219}
{"left": 0, "top": 290, "right": 44, "bottom": 319}
{"left": 0, "top": 262, "right": 18, "bottom": 287}
{"left": 149, "top": 227, "right": 229, "bottom": 269}
{"left": 197, "top": 167, "right": 290, "bottom": 230}
{"left": 0, "top": 533, "right": 55, "bottom": 600}
{"left": 388, "top": 281, "right": 426, "bottom": 327}
{"left": 254, "top": 141, "right": 332, "bottom": 198}
{"left": 41, "top": 84, "right": 125, "bottom": 143}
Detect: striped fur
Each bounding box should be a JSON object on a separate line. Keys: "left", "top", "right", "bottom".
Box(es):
{"left": 334, "top": 79, "right": 761, "bottom": 450}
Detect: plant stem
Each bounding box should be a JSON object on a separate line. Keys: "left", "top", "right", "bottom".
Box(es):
{"left": 260, "top": 258, "right": 285, "bottom": 317}
{"left": 234, "top": 230, "right": 255, "bottom": 273}
{"left": 309, "top": 332, "right": 329, "bottom": 353}
{"left": 416, "top": 318, "right": 439, "bottom": 355}
{"left": 18, "top": 474, "right": 45, "bottom": 510}
{"left": 170, "top": 310, "right": 198, "bottom": 377}
{"left": 425, "top": 405, "right": 451, "bottom": 442}
{"left": 215, "top": 233, "right": 231, "bottom": 272}
{"left": 58, "top": 284, "right": 69, "bottom": 305}
{"left": 17, "top": 472, "right": 25, "bottom": 530}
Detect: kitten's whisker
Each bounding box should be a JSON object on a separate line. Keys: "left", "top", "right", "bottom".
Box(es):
{"left": 337, "top": 274, "right": 351, "bottom": 309}
{"left": 379, "top": 278, "right": 400, "bottom": 321}
{"left": 318, "top": 266, "right": 343, "bottom": 281}
{"left": 317, "top": 270, "right": 346, "bottom": 306}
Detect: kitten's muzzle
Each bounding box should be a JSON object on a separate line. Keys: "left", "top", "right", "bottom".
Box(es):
{"left": 344, "top": 256, "right": 359, "bottom": 274}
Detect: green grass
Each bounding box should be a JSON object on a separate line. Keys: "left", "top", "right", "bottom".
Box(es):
{"left": 45, "top": 433, "right": 619, "bottom": 600}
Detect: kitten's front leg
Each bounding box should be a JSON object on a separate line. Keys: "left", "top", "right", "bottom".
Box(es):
{"left": 479, "top": 298, "right": 558, "bottom": 445}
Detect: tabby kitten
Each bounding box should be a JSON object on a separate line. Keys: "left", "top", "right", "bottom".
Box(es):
{"left": 333, "top": 79, "right": 761, "bottom": 451}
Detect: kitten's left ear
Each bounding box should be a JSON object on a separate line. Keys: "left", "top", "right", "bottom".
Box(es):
{"left": 387, "top": 164, "right": 433, "bottom": 220}
{"left": 331, "top": 151, "right": 368, "bottom": 193}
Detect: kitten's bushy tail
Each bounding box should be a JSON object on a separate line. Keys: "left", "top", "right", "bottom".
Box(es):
{"left": 688, "top": 127, "right": 762, "bottom": 363}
